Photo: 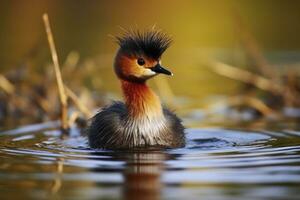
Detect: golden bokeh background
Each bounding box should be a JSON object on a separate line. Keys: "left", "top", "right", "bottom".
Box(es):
{"left": 1, "top": 0, "right": 300, "bottom": 101}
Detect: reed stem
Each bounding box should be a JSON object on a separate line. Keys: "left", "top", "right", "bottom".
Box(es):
{"left": 43, "top": 13, "right": 69, "bottom": 132}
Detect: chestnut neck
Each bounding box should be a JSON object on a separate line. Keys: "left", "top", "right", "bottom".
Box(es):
{"left": 121, "top": 80, "right": 163, "bottom": 119}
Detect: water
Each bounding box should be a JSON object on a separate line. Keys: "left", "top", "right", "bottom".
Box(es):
{"left": 0, "top": 122, "right": 300, "bottom": 200}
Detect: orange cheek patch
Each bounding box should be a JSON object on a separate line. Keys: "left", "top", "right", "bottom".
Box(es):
{"left": 119, "top": 56, "right": 144, "bottom": 77}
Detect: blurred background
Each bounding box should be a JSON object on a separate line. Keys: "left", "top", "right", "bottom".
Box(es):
{"left": 1, "top": 0, "right": 300, "bottom": 128}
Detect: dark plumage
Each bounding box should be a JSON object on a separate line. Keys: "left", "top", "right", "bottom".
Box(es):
{"left": 116, "top": 29, "right": 172, "bottom": 59}
{"left": 88, "top": 102, "right": 185, "bottom": 149}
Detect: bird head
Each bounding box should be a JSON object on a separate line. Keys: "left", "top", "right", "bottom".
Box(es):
{"left": 114, "top": 29, "right": 172, "bottom": 83}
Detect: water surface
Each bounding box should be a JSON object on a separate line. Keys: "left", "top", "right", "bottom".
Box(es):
{"left": 0, "top": 122, "right": 300, "bottom": 200}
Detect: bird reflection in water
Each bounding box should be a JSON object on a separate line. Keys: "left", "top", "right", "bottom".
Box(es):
{"left": 122, "top": 151, "right": 167, "bottom": 200}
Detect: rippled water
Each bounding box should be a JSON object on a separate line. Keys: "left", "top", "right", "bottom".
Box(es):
{"left": 1, "top": 122, "right": 300, "bottom": 200}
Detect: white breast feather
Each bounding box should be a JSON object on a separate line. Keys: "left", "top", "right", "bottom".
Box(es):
{"left": 123, "top": 116, "right": 167, "bottom": 146}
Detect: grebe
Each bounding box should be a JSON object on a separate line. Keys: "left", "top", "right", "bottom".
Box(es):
{"left": 88, "top": 30, "right": 185, "bottom": 149}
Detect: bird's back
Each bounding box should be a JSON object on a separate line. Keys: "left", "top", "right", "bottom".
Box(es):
{"left": 87, "top": 101, "right": 185, "bottom": 149}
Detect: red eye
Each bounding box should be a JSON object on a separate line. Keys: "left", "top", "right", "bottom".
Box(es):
{"left": 137, "top": 58, "right": 145, "bottom": 66}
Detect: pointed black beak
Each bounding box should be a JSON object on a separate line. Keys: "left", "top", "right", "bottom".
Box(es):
{"left": 150, "top": 64, "right": 173, "bottom": 76}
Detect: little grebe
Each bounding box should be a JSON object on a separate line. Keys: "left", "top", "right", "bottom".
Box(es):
{"left": 88, "top": 30, "right": 185, "bottom": 149}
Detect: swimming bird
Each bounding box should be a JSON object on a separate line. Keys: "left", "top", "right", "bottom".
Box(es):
{"left": 88, "top": 29, "right": 185, "bottom": 149}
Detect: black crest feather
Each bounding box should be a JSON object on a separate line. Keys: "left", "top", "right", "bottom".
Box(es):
{"left": 116, "top": 29, "right": 172, "bottom": 59}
